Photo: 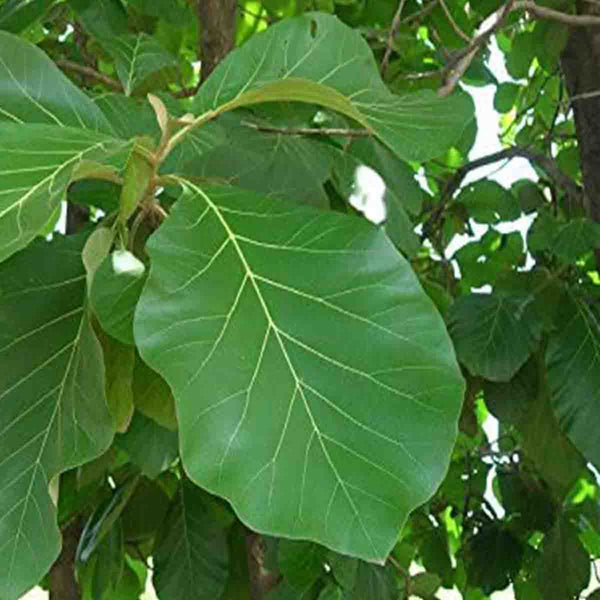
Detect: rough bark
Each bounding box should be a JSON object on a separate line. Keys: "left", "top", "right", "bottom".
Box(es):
{"left": 245, "top": 530, "right": 282, "bottom": 600}
{"left": 196, "top": 0, "right": 238, "bottom": 82}
{"left": 48, "top": 518, "right": 83, "bottom": 600}
{"left": 560, "top": 2, "right": 600, "bottom": 265}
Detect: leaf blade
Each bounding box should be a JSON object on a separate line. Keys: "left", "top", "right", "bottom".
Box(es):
{"left": 134, "top": 183, "right": 464, "bottom": 562}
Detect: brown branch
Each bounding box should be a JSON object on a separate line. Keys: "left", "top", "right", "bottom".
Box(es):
{"left": 56, "top": 59, "right": 123, "bottom": 91}
{"left": 381, "top": 0, "right": 409, "bottom": 76}
{"left": 438, "top": 0, "right": 515, "bottom": 97}
{"left": 439, "top": 0, "right": 471, "bottom": 42}
{"left": 49, "top": 517, "right": 83, "bottom": 600}
{"left": 422, "top": 145, "right": 583, "bottom": 244}
{"left": 513, "top": 0, "right": 600, "bottom": 25}
{"left": 401, "top": 0, "right": 439, "bottom": 25}
{"left": 240, "top": 120, "right": 372, "bottom": 137}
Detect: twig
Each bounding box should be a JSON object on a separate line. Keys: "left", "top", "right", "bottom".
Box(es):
{"left": 240, "top": 120, "right": 372, "bottom": 137}
{"left": 401, "top": 0, "right": 439, "bottom": 25}
{"left": 172, "top": 81, "right": 202, "bottom": 98}
{"left": 569, "top": 89, "right": 600, "bottom": 103}
{"left": 438, "top": 0, "right": 515, "bottom": 97}
{"left": 438, "top": 0, "right": 471, "bottom": 42}
{"left": 381, "top": 0, "right": 408, "bottom": 76}
{"left": 56, "top": 59, "right": 123, "bottom": 91}
{"left": 513, "top": 0, "right": 600, "bottom": 25}
{"left": 422, "top": 145, "right": 583, "bottom": 242}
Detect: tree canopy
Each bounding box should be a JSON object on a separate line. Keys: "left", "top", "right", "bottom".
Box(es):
{"left": 1, "top": 1, "right": 600, "bottom": 599}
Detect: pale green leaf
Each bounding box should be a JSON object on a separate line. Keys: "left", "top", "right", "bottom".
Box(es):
{"left": 90, "top": 253, "right": 147, "bottom": 345}
{"left": 134, "top": 183, "right": 464, "bottom": 562}
{"left": 546, "top": 297, "right": 600, "bottom": 470}
{"left": 132, "top": 355, "right": 178, "bottom": 431}
{"left": 97, "top": 332, "right": 135, "bottom": 433}
{"left": 0, "top": 123, "right": 127, "bottom": 264}
{"left": 448, "top": 293, "right": 542, "bottom": 382}
{"left": 191, "top": 13, "right": 474, "bottom": 163}
{"left": 82, "top": 227, "right": 116, "bottom": 292}
{"left": 0, "top": 31, "right": 113, "bottom": 132}
{"left": 153, "top": 479, "right": 230, "bottom": 600}
{"left": 101, "top": 33, "right": 178, "bottom": 97}
{"left": 0, "top": 234, "right": 114, "bottom": 600}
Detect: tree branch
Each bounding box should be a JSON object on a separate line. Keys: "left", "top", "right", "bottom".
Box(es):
{"left": 381, "top": 0, "right": 408, "bottom": 76}
{"left": 196, "top": 0, "right": 237, "bottom": 82}
{"left": 56, "top": 59, "right": 123, "bottom": 91}
{"left": 240, "top": 120, "right": 372, "bottom": 137}
{"left": 513, "top": 0, "right": 600, "bottom": 25}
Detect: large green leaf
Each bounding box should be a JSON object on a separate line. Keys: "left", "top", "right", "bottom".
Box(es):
{"left": 546, "top": 297, "right": 600, "bottom": 469}
{"left": 134, "top": 183, "right": 464, "bottom": 562}
{"left": 448, "top": 293, "right": 542, "bottom": 382}
{"left": 153, "top": 479, "right": 230, "bottom": 600}
{"left": 190, "top": 13, "right": 473, "bottom": 163}
{"left": 0, "top": 234, "right": 114, "bottom": 600}
{"left": 0, "top": 123, "right": 126, "bottom": 263}
{"left": 0, "top": 31, "right": 113, "bottom": 132}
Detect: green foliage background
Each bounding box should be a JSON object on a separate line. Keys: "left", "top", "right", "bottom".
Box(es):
{"left": 0, "top": 0, "right": 599, "bottom": 599}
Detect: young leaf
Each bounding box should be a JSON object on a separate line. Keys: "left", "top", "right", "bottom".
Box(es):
{"left": 90, "top": 252, "right": 147, "bottom": 345}
{"left": 134, "top": 183, "right": 464, "bottom": 562}
{"left": 0, "top": 31, "right": 113, "bottom": 132}
{"left": 0, "top": 123, "right": 127, "bottom": 263}
{"left": 190, "top": 13, "right": 474, "bottom": 163}
{"left": 152, "top": 479, "right": 230, "bottom": 600}
{"left": 0, "top": 234, "right": 114, "bottom": 599}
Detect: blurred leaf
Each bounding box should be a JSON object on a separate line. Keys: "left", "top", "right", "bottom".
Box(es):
{"left": 0, "top": 0, "right": 55, "bottom": 33}
{"left": 547, "top": 296, "right": 600, "bottom": 471}
{"left": 536, "top": 518, "right": 589, "bottom": 600}
{"left": 455, "top": 180, "right": 520, "bottom": 224}
{"left": 279, "top": 540, "right": 326, "bottom": 589}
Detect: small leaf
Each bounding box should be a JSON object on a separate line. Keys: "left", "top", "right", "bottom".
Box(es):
{"left": 411, "top": 572, "right": 441, "bottom": 598}
{"left": 552, "top": 218, "right": 600, "bottom": 264}
{"left": 327, "top": 551, "right": 358, "bottom": 590}
{"left": 97, "top": 332, "right": 135, "bottom": 433}
{"left": 279, "top": 540, "right": 326, "bottom": 589}
{"left": 101, "top": 33, "right": 178, "bottom": 97}
{"left": 153, "top": 479, "right": 230, "bottom": 600}
{"left": 317, "top": 583, "right": 343, "bottom": 600}
{"left": 148, "top": 93, "right": 169, "bottom": 135}
{"left": 466, "top": 525, "right": 523, "bottom": 595}
{"left": 345, "top": 562, "right": 397, "bottom": 600}
{"left": 134, "top": 183, "right": 464, "bottom": 562}
{"left": 90, "top": 253, "right": 147, "bottom": 345}
{"left": 455, "top": 180, "right": 520, "bottom": 224}
{"left": 83, "top": 227, "right": 116, "bottom": 291}
{"left": 116, "top": 412, "right": 178, "bottom": 479}
{"left": 119, "top": 140, "right": 155, "bottom": 223}
{"left": 448, "top": 293, "right": 542, "bottom": 382}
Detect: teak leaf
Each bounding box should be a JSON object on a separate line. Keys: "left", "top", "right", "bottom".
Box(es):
{"left": 190, "top": 13, "right": 474, "bottom": 163}
{"left": 134, "top": 183, "right": 464, "bottom": 562}
{"left": 0, "top": 31, "right": 113, "bottom": 132}
{"left": 0, "top": 123, "right": 127, "bottom": 264}
{"left": 0, "top": 235, "right": 114, "bottom": 599}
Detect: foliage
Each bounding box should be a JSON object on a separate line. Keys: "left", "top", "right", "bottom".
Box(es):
{"left": 1, "top": 1, "right": 600, "bottom": 599}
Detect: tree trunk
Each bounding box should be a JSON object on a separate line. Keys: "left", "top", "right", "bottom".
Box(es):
{"left": 560, "top": 5, "right": 600, "bottom": 265}
{"left": 48, "top": 518, "right": 83, "bottom": 600}
{"left": 196, "top": 0, "right": 237, "bottom": 82}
